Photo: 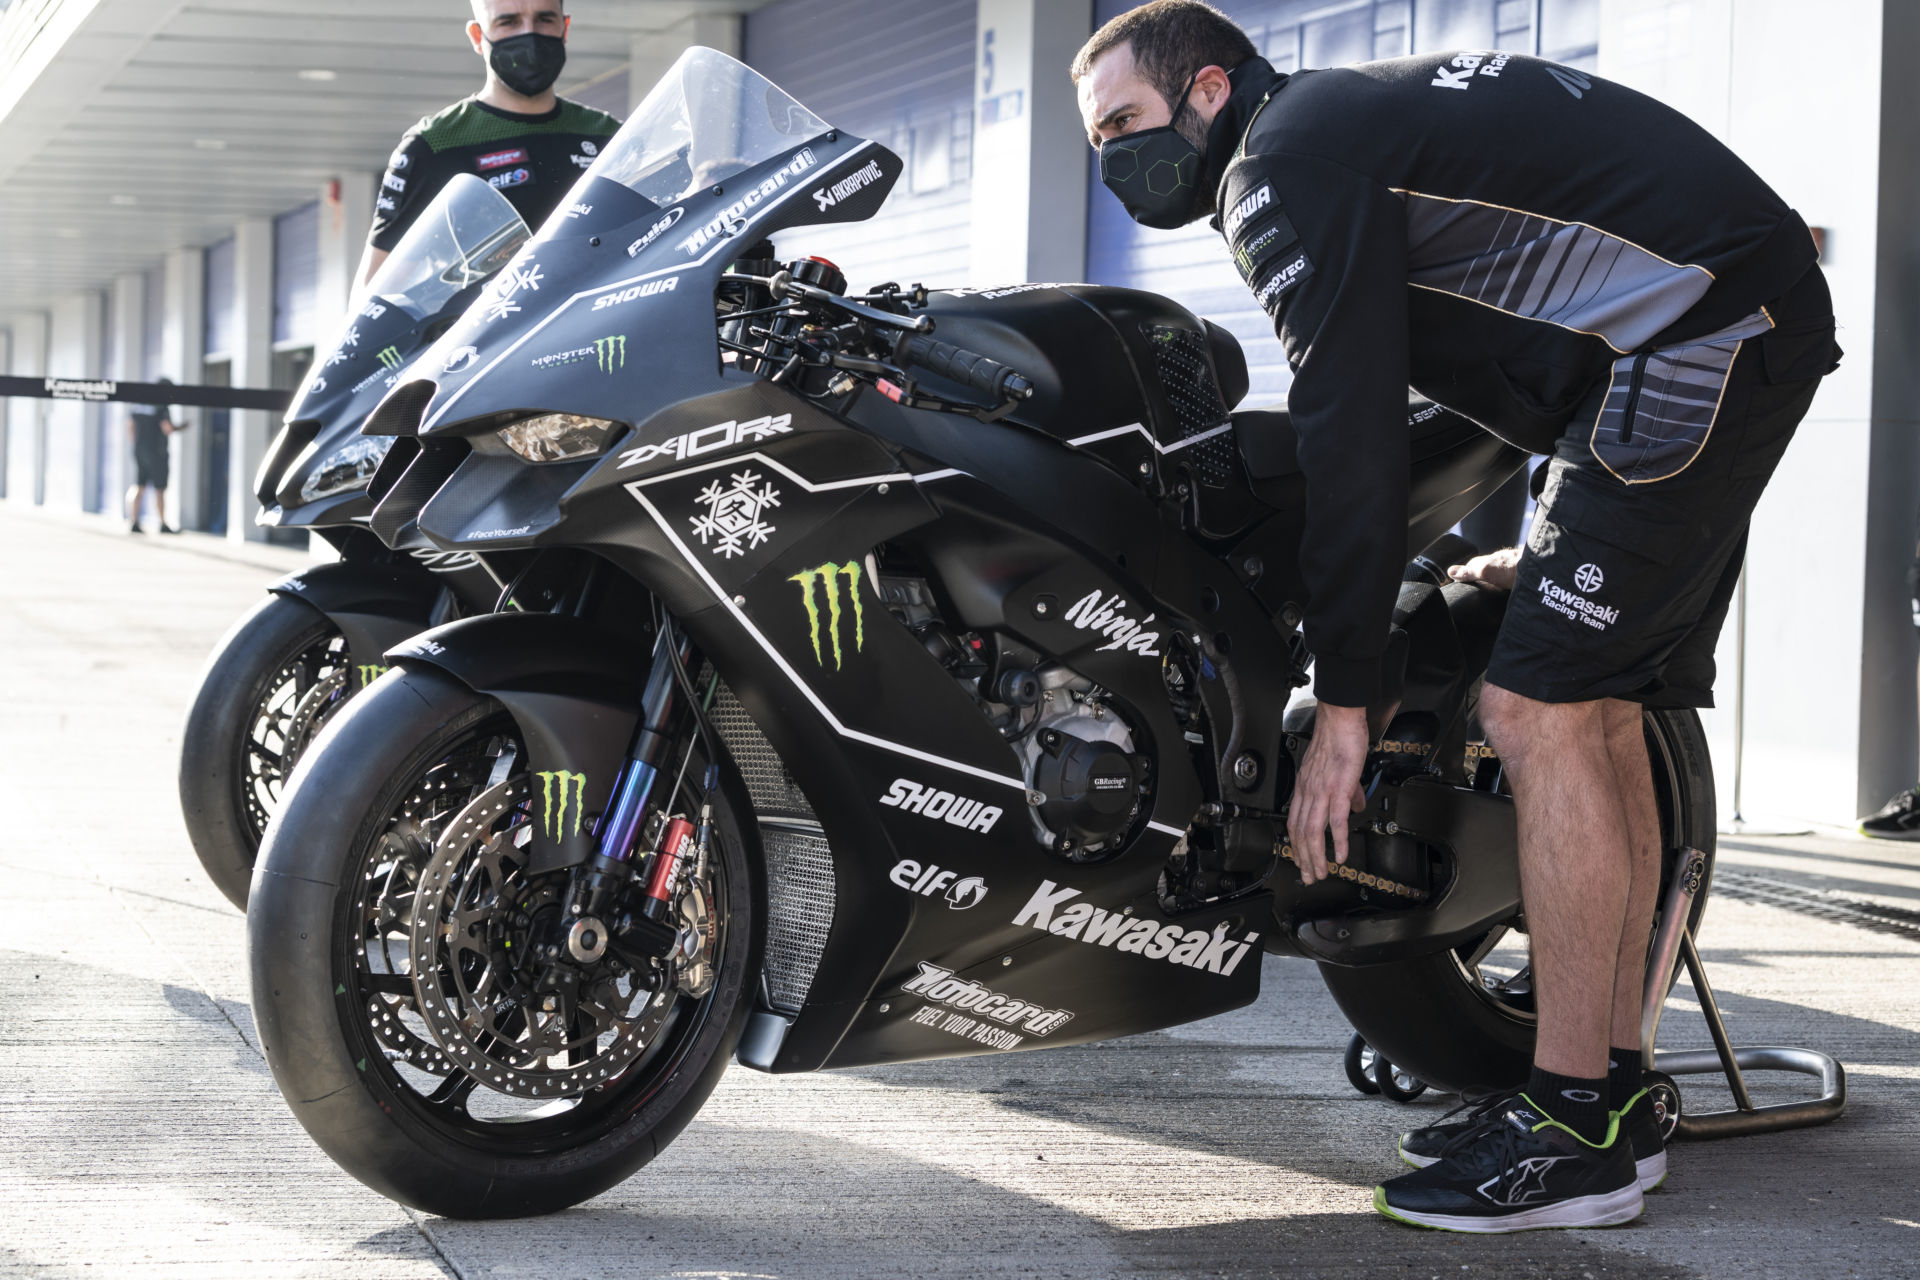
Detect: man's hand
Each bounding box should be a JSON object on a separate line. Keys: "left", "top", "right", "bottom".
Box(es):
{"left": 1287, "top": 701, "right": 1370, "bottom": 884}
{"left": 1448, "top": 545, "right": 1521, "bottom": 592}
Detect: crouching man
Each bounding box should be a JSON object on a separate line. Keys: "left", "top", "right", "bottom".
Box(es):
{"left": 1074, "top": 0, "right": 1838, "bottom": 1232}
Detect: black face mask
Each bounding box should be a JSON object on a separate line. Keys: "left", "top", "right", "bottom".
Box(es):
{"left": 1098, "top": 73, "right": 1208, "bottom": 230}
{"left": 488, "top": 32, "right": 567, "bottom": 98}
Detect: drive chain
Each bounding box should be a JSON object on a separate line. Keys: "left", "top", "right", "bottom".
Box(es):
{"left": 1278, "top": 842, "right": 1428, "bottom": 901}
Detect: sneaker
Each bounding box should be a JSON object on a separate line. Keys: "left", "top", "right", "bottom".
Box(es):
{"left": 1375, "top": 1095, "right": 1644, "bottom": 1233}
{"left": 1399, "top": 1085, "right": 1523, "bottom": 1168}
{"left": 158, "top": 525, "right": 181, "bottom": 535}
{"left": 128, "top": 521, "right": 145, "bottom": 534}
{"left": 1860, "top": 788, "right": 1920, "bottom": 840}
{"left": 1617, "top": 1087, "right": 1667, "bottom": 1191}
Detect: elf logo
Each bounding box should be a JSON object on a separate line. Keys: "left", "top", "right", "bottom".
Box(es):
{"left": 879, "top": 778, "right": 1003, "bottom": 834}
{"left": 889, "top": 859, "right": 988, "bottom": 909}
{"left": 1011, "top": 880, "right": 1260, "bottom": 976}
{"left": 1223, "top": 183, "right": 1272, "bottom": 236}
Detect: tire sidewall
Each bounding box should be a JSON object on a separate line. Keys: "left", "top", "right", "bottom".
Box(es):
{"left": 249, "top": 667, "right": 759, "bottom": 1218}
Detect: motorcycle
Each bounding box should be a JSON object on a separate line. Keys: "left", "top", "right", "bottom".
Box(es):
{"left": 177, "top": 176, "right": 527, "bottom": 907}
{"left": 248, "top": 48, "right": 1718, "bottom": 1218}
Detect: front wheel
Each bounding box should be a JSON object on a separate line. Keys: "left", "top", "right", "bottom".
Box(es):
{"left": 179, "top": 594, "right": 350, "bottom": 909}
{"left": 248, "top": 667, "right": 758, "bottom": 1218}
{"left": 1319, "top": 707, "right": 1715, "bottom": 1094}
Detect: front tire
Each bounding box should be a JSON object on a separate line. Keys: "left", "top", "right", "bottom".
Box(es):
{"left": 249, "top": 667, "right": 758, "bottom": 1218}
{"left": 1319, "top": 707, "right": 1715, "bottom": 1094}
{"left": 179, "top": 594, "right": 349, "bottom": 909}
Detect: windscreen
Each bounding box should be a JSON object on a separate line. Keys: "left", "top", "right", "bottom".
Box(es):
{"left": 584, "top": 46, "right": 829, "bottom": 207}
{"left": 363, "top": 172, "right": 531, "bottom": 317}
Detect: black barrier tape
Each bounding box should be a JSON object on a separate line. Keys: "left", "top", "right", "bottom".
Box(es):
{"left": 0, "top": 375, "right": 292, "bottom": 412}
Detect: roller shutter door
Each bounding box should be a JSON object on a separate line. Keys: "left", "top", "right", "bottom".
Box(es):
{"left": 273, "top": 202, "right": 320, "bottom": 348}
{"left": 1084, "top": 0, "right": 1598, "bottom": 406}
{"left": 744, "top": 0, "right": 975, "bottom": 291}
{"left": 204, "top": 236, "right": 235, "bottom": 360}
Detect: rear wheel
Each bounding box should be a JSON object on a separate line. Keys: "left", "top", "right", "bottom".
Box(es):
{"left": 1319, "top": 707, "right": 1715, "bottom": 1094}
{"left": 249, "top": 667, "right": 757, "bottom": 1218}
{"left": 179, "top": 594, "right": 350, "bottom": 908}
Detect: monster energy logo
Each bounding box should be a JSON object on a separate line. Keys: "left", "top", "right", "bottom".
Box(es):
{"left": 355, "top": 663, "right": 388, "bottom": 688}
{"left": 376, "top": 345, "right": 402, "bottom": 370}
{"left": 535, "top": 770, "right": 588, "bottom": 840}
{"left": 594, "top": 335, "right": 626, "bottom": 372}
{"left": 789, "top": 561, "right": 865, "bottom": 669}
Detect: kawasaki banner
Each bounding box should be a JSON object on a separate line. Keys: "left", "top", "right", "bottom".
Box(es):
{"left": 0, "top": 375, "right": 292, "bottom": 412}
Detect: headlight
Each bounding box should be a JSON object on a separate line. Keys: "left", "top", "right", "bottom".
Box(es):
{"left": 299, "top": 437, "right": 392, "bottom": 503}
{"left": 497, "top": 413, "right": 622, "bottom": 463}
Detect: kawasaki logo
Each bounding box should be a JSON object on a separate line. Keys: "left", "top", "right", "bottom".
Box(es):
{"left": 594, "top": 335, "right": 626, "bottom": 373}
{"left": 1012, "top": 880, "right": 1260, "bottom": 976}
{"left": 790, "top": 560, "right": 865, "bottom": 669}
{"left": 376, "top": 346, "right": 402, "bottom": 370}
{"left": 901, "top": 962, "right": 1073, "bottom": 1038}
{"left": 880, "top": 780, "right": 1002, "bottom": 834}
{"left": 1062, "top": 590, "right": 1163, "bottom": 657}
{"left": 355, "top": 663, "right": 388, "bottom": 688}
{"left": 535, "top": 770, "right": 587, "bottom": 840}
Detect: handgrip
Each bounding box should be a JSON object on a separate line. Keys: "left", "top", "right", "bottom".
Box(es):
{"left": 894, "top": 334, "right": 1033, "bottom": 400}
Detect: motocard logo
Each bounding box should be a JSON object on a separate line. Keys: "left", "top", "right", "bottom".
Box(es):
{"left": 626, "top": 207, "right": 684, "bottom": 256}
{"left": 1063, "top": 590, "right": 1164, "bottom": 657}
{"left": 477, "top": 147, "right": 529, "bottom": 171}
{"left": 1012, "top": 881, "right": 1260, "bottom": 976}
{"left": 616, "top": 412, "right": 792, "bottom": 468}
{"left": 901, "top": 962, "right": 1073, "bottom": 1040}
{"left": 1223, "top": 182, "right": 1271, "bottom": 237}
{"left": 880, "top": 780, "right": 1003, "bottom": 834}
{"left": 592, "top": 277, "right": 679, "bottom": 310}
{"left": 814, "top": 159, "right": 884, "bottom": 212}
{"left": 677, "top": 148, "right": 818, "bottom": 255}
{"left": 889, "top": 859, "right": 988, "bottom": 909}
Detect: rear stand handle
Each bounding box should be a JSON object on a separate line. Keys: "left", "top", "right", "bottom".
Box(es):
{"left": 1641, "top": 848, "right": 1846, "bottom": 1141}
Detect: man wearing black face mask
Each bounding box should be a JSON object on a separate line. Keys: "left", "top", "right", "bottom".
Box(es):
{"left": 1076, "top": 0, "right": 1838, "bottom": 1236}
{"left": 353, "top": 0, "right": 620, "bottom": 292}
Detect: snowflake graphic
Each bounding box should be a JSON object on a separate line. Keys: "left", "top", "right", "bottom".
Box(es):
{"left": 500, "top": 263, "right": 543, "bottom": 296}
{"left": 689, "top": 470, "right": 781, "bottom": 558}
{"left": 340, "top": 324, "right": 361, "bottom": 348}
{"left": 325, "top": 347, "right": 351, "bottom": 367}
{"left": 484, "top": 297, "right": 522, "bottom": 323}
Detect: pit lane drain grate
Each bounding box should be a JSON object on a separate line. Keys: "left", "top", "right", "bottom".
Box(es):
{"left": 1711, "top": 868, "right": 1920, "bottom": 941}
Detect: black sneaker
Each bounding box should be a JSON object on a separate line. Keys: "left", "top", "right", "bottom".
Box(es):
{"left": 1398, "top": 1086, "right": 1523, "bottom": 1168}
{"left": 1860, "top": 788, "right": 1920, "bottom": 840}
{"left": 1617, "top": 1087, "right": 1667, "bottom": 1191}
{"left": 128, "top": 521, "right": 145, "bottom": 534}
{"left": 158, "top": 524, "right": 181, "bottom": 535}
{"left": 1376, "top": 1094, "right": 1643, "bottom": 1233}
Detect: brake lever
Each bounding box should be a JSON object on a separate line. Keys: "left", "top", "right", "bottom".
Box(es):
{"left": 762, "top": 270, "right": 934, "bottom": 334}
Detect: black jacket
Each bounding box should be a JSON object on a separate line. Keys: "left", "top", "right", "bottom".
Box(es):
{"left": 1205, "top": 54, "right": 1817, "bottom": 706}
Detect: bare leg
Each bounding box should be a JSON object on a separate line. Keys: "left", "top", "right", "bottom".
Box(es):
{"left": 1481, "top": 684, "right": 1629, "bottom": 1079}
{"left": 154, "top": 488, "right": 168, "bottom": 529}
{"left": 1602, "top": 700, "right": 1663, "bottom": 1052}
{"left": 126, "top": 485, "right": 143, "bottom": 525}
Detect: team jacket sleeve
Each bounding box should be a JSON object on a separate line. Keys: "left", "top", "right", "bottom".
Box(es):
{"left": 1222, "top": 152, "right": 1411, "bottom": 708}
{"left": 368, "top": 133, "right": 433, "bottom": 253}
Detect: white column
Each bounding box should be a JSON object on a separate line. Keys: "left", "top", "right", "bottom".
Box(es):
{"left": 317, "top": 172, "right": 376, "bottom": 333}
{"left": 967, "top": 0, "right": 1093, "bottom": 287}
{"left": 45, "top": 291, "right": 104, "bottom": 513}
{"left": 161, "top": 247, "right": 207, "bottom": 529}
{"left": 228, "top": 217, "right": 274, "bottom": 543}
{"left": 629, "top": 15, "right": 741, "bottom": 113}
{"left": 6, "top": 315, "right": 47, "bottom": 505}
{"left": 106, "top": 272, "right": 146, "bottom": 519}
{"left": 1599, "top": 0, "right": 1917, "bottom": 822}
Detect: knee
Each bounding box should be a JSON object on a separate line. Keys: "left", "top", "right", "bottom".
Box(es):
{"left": 1480, "top": 684, "right": 1603, "bottom": 771}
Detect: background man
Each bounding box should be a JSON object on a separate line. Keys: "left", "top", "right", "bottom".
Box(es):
{"left": 125, "top": 377, "right": 181, "bottom": 535}
{"left": 1074, "top": 0, "right": 1838, "bottom": 1234}
{"left": 352, "top": 0, "right": 620, "bottom": 293}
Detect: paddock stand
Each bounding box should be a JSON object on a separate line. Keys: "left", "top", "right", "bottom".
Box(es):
{"left": 1638, "top": 847, "right": 1846, "bottom": 1141}
{"left": 1343, "top": 846, "right": 1847, "bottom": 1140}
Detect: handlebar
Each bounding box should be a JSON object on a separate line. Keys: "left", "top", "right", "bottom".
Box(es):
{"left": 893, "top": 334, "right": 1034, "bottom": 402}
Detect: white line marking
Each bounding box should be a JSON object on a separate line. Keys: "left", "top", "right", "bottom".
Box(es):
{"left": 1064, "top": 422, "right": 1233, "bottom": 454}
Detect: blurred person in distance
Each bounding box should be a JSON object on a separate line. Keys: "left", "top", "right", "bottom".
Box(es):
{"left": 1860, "top": 504, "right": 1920, "bottom": 839}
{"left": 351, "top": 0, "right": 620, "bottom": 294}
{"left": 125, "top": 377, "right": 182, "bottom": 535}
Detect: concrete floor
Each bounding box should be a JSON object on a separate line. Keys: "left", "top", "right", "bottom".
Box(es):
{"left": 2, "top": 505, "right": 1916, "bottom": 1279}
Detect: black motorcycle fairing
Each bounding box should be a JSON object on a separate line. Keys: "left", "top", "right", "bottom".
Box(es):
{"left": 392, "top": 132, "right": 903, "bottom": 447}
{"left": 266, "top": 560, "right": 450, "bottom": 691}
{"left": 385, "top": 611, "right": 643, "bottom": 871}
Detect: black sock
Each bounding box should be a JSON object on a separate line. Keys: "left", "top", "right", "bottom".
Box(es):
{"left": 1526, "top": 1067, "right": 1610, "bottom": 1144}
{"left": 1608, "top": 1048, "right": 1643, "bottom": 1110}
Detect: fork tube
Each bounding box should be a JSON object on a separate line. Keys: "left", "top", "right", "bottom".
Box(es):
{"left": 593, "top": 626, "right": 691, "bottom": 865}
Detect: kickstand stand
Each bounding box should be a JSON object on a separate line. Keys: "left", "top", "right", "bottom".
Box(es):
{"left": 1646, "top": 913, "right": 1846, "bottom": 1140}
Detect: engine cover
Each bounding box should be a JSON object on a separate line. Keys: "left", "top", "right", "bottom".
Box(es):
{"left": 1031, "top": 725, "right": 1142, "bottom": 851}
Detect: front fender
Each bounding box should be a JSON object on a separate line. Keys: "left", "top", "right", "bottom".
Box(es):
{"left": 268, "top": 560, "right": 444, "bottom": 688}
{"left": 386, "top": 612, "right": 643, "bottom": 871}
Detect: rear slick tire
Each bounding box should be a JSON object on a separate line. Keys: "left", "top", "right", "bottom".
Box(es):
{"left": 248, "top": 666, "right": 758, "bottom": 1218}
{"left": 178, "top": 593, "right": 344, "bottom": 910}
{"left": 1318, "top": 707, "right": 1716, "bottom": 1095}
